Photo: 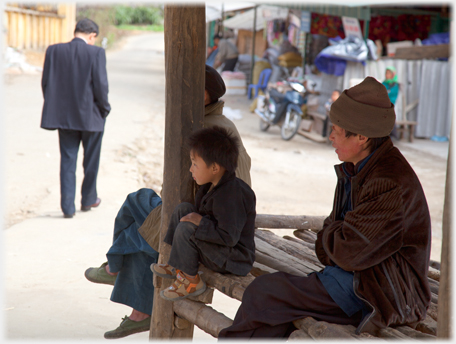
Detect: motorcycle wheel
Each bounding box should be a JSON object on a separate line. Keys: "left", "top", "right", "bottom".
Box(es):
{"left": 281, "top": 110, "right": 302, "bottom": 141}
{"left": 259, "top": 105, "right": 272, "bottom": 131}
{"left": 259, "top": 119, "right": 270, "bottom": 131}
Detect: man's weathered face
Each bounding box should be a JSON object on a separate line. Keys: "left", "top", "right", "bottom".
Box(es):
{"left": 329, "top": 124, "right": 368, "bottom": 165}
{"left": 204, "top": 89, "right": 211, "bottom": 106}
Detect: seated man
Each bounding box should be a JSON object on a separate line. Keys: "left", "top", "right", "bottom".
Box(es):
{"left": 84, "top": 65, "right": 252, "bottom": 339}
{"left": 151, "top": 126, "right": 256, "bottom": 300}
{"left": 218, "top": 77, "right": 432, "bottom": 338}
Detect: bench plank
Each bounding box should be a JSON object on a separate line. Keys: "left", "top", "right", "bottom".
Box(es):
{"left": 255, "top": 214, "right": 326, "bottom": 231}
{"left": 173, "top": 217, "right": 441, "bottom": 341}
{"left": 173, "top": 299, "right": 233, "bottom": 338}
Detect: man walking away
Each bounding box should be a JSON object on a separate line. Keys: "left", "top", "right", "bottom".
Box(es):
{"left": 41, "top": 18, "right": 111, "bottom": 218}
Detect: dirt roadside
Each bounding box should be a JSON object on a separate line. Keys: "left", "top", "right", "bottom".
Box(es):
{"left": 4, "top": 32, "right": 447, "bottom": 259}
{"left": 3, "top": 32, "right": 448, "bottom": 342}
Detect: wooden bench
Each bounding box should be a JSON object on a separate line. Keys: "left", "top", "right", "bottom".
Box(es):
{"left": 157, "top": 214, "right": 439, "bottom": 340}
{"left": 298, "top": 109, "right": 331, "bottom": 143}
{"left": 396, "top": 120, "right": 418, "bottom": 143}
{"left": 395, "top": 85, "right": 419, "bottom": 143}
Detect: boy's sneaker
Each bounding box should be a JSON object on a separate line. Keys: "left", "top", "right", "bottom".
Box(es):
{"left": 160, "top": 271, "right": 206, "bottom": 301}
{"left": 150, "top": 263, "right": 177, "bottom": 279}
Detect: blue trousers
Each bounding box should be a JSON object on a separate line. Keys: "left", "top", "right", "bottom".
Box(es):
{"left": 106, "top": 188, "right": 161, "bottom": 315}
{"left": 58, "top": 129, "right": 103, "bottom": 215}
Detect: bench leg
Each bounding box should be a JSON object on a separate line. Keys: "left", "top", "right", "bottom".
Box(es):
{"left": 408, "top": 125, "right": 416, "bottom": 143}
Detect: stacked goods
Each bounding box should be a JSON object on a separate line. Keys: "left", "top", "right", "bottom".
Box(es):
{"left": 221, "top": 71, "right": 246, "bottom": 95}
{"left": 278, "top": 52, "right": 303, "bottom": 68}
{"left": 251, "top": 60, "right": 272, "bottom": 85}
{"left": 236, "top": 54, "right": 253, "bottom": 82}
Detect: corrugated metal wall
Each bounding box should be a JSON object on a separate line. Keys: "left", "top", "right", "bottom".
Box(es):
{"left": 342, "top": 59, "right": 451, "bottom": 139}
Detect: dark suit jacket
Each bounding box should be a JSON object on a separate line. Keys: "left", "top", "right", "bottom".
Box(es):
{"left": 41, "top": 37, "right": 111, "bottom": 132}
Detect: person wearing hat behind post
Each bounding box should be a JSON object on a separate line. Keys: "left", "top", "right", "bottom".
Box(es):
{"left": 218, "top": 77, "right": 431, "bottom": 339}
{"left": 84, "top": 65, "right": 252, "bottom": 339}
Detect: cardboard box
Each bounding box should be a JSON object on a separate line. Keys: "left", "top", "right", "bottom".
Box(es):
{"left": 387, "top": 41, "right": 413, "bottom": 57}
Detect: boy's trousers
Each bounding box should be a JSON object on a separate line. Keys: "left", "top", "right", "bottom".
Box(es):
{"left": 164, "top": 202, "right": 229, "bottom": 276}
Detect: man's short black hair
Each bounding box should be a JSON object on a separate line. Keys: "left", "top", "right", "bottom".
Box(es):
{"left": 213, "top": 33, "right": 222, "bottom": 40}
{"left": 75, "top": 18, "right": 99, "bottom": 36}
{"left": 188, "top": 126, "right": 239, "bottom": 173}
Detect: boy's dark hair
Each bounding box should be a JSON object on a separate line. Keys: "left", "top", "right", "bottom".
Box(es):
{"left": 75, "top": 18, "right": 99, "bottom": 36}
{"left": 188, "top": 126, "right": 239, "bottom": 173}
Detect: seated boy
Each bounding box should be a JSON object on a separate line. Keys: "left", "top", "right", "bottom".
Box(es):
{"left": 151, "top": 126, "right": 256, "bottom": 301}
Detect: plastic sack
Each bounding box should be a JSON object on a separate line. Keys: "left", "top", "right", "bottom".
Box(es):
{"left": 315, "top": 36, "right": 374, "bottom": 76}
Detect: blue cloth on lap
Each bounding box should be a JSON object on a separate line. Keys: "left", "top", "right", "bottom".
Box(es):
{"left": 106, "top": 188, "right": 162, "bottom": 315}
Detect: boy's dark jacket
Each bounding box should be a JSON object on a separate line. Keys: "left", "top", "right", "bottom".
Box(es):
{"left": 315, "top": 138, "right": 432, "bottom": 334}
{"left": 192, "top": 171, "right": 256, "bottom": 276}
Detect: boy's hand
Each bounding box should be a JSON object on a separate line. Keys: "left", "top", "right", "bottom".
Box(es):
{"left": 180, "top": 212, "right": 202, "bottom": 226}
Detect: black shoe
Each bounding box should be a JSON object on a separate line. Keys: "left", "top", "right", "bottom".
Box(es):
{"left": 81, "top": 198, "right": 101, "bottom": 211}
{"left": 63, "top": 213, "right": 75, "bottom": 219}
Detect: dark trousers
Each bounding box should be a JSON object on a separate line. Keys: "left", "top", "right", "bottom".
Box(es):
{"left": 222, "top": 57, "right": 238, "bottom": 72}
{"left": 58, "top": 129, "right": 103, "bottom": 215}
{"left": 164, "top": 202, "right": 229, "bottom": 276}
{"left": 218, "top": 272, "right": 363, "bottom": 338}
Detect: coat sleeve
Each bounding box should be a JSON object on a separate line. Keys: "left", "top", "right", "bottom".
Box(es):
{"left": 41, "top": 47, "right": 51, "bottom": 97}
{"left": 194, "top": 187, "right": 249, "bottom": 247}
{"left": 321, "top": 178, "right": 404, "bottom": 272}
{"left": 92, "top": 48, "right": 111, "bottom": 118}
{"left": 315, "top": 215, "right": 335, "bottom": 267}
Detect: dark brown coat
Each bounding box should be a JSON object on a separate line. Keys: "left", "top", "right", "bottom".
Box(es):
{"left": 316, "top": 138, "right": 432, "bottom": 334}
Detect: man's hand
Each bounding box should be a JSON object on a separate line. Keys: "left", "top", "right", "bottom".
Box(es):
{"left": 180, "top": 212, "right": 202, "bottom": 226}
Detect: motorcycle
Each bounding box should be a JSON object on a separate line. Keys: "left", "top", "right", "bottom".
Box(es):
{"left": 254, "top": 80, "right": 316, "bottom": 141}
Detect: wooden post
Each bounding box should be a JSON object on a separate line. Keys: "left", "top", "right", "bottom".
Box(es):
{"left": 25, "top": 14, "right": 31, "bottom": 49}
{"left": 58, "top": 3, "right": 76, "bottom": 43}
{"left": 437, "top": 130, "right": 452, "bottom": 338}
{"left": 10, "top": 12, "right": 17, "bottom": 48}
{"left": 44, "top": 17, "right": 50, "bottom": 48}
{"left": 149, "top": 5, "right": 206, "bottom": 340}
{"left": 249, "top": 5, "right": 257, "bottom": 85}
{"left": 17, "top": 13, "right": 24, "bottom": 49}
{"left": 38, "top": 16, "right": 43, "bottom": 50}
{"left": 32, "top": 15, "right": 38, "bottom": 50}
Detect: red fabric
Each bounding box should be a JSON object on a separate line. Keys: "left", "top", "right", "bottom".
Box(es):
{"left": 362, "top": 15, "right": 431, "bottom": 46}
{"left": 311, "top": 13, "right": 345, "bottom": 38}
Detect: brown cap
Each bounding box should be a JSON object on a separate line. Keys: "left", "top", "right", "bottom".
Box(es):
{"left": 329, "top": 77, "right": 396, "bottom": 138}
{"left": 205, "top": 64, "right": 226, "bottom": 103}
